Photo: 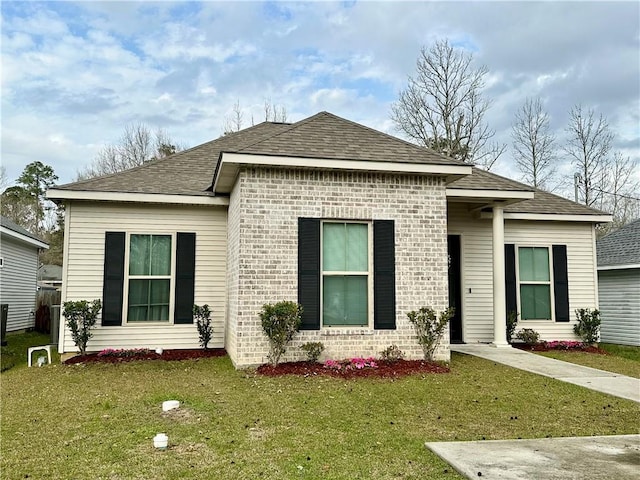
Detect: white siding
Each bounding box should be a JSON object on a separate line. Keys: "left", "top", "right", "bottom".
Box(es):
{"left": 448, "top": 204, "right": 598, "bottom": 342}
{"left": 598, "top": 269, "right": 640, "bottom": 346}
{"left": 0, "top": 236, "right": 39, "bottom": 331}
{"left": 60, "top": 202, "right": 227, "bottom": 353}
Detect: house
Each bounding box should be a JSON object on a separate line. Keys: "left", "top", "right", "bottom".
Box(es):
{"left": 0, "top": 216, "right": 49, "bottom": 332}
{"left": 47, "top": 112, "right": 611, "bottom": 367}
{"left": 38, "top": 264, "right": 63, "bottom": 290}
{"left": 596, "top": 219, "right": 640, "bottom": 346}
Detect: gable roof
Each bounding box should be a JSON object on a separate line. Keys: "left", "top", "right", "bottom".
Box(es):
{"left": 48, "top": 111, "right": 607, "bottom": 219}
{"left": 0, "top": 216, "right": 48, "bottom": 249}
{"left": 597, "top": 218, "right": 640, "bottom": 268}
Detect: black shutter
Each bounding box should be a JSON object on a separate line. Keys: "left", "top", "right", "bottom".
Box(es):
{"left": 373, "top": 220, "right": 396, "bottom": 330}
{"left": 174, "top": 233, "right": 196, "bottom": 324}
{"left": 298, "top": 218, "right": 321, "bottom": 330}
{"left": 102, "top": 232, "right": 125, "bottom": 326}
{"left": 553, "top": 245, "right": 570, "bottom": 322}
{"left": 505, "top": 244, "right": 517, "bottom": 317}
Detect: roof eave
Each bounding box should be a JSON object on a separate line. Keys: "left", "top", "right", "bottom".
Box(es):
{"left": 0, "top": 226, "right": 49, "bottom": 249}
{"left": 480, "top": 211, "right": 613, "bottom": 222}
{"left": 46, "top": 189, "right": 229, "bottom": 206}
{"left": 213, "top": 152, "right": 472, "bottom": 194}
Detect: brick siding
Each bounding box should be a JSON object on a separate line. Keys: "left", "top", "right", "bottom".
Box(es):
{"left": 226, "top": 167, "right": 450, "bottom": 367}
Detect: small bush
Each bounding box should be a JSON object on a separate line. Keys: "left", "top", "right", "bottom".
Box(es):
{"left": 62, "top": 300, "right": 102, "bottom": 355}
{"left": 324, "top": 357, "right": 377, "bottom": 372}
{"left": 515, "top": 328, "right": 540, "bottom": 345}
{"left": 97, "top": 348, "right": 151, "bottom": 358}
{"left": 193, "top": 304, "right": 213, "bottom": 349}
{"left": 573, "top": 308, "right": 601, "bottom": 344}
{"left": 506, "top": 310, "right": 519, "bottom": 343}
{"left": 380, "top": 344, "right": 405, "bottom": 362}
{"left": 407, "top": 306, "right": 454, "bottom": 361}
{"left": 259, "top": 301, "right": 303, "bottom": 366}
{"left": 301, "top": 342, "right": 324, "bottom": 362}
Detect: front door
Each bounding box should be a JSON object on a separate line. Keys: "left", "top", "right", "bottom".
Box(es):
{"left": 448, "top": 235, "right": 463, "bottom": 343}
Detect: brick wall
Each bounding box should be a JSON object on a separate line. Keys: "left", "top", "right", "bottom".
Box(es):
{"left": 226, "top": 167, "right": 450, "bottom": 367}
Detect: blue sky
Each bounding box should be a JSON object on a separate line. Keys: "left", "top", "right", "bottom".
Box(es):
{"left": 1, "top": 1, "right": 638, "bottom": 191}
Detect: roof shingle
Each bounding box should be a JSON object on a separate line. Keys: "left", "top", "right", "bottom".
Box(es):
{"left": 52, "top": 111, "right": 606, "bottom": 218}
{"left": 597, "top": 218, "right": 640, "bottom": 267}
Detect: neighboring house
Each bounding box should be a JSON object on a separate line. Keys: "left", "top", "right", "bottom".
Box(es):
{"left": 38, "top": 264, "right": 63, "bottom": 290}
{"left": 47, "top": 112, "right": 611, "bottom": 367}
{"left": 0, "top": 216, "right": 49, "bottom": 331}
{"left": 596, "top": 219, "right": 640, "bottom": 346}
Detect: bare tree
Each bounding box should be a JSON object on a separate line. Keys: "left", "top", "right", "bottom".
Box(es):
{"left": 77, "top": 123, "right": 183, "bottom": 180}
{"left": 262, "top": 99, "right": 288, "bottom": 123}
{"left": 224, "top": 99, "right": 289, "bottom": 135}
{"left": 511, "top": 98, "right": 556, "bottom": 189}
{"left": 391, "top": 39, "right": 505, "bottom": 170}
{"left": 0, "top": 166, "right": 8, "bottom": 191}
{"left": 565, "top": 105, "right": 614, "bottom": 207}
{"left": 223, "top": 100, "right": 244, "bottom": 135}
{"left": 598, "top": 152, "right": 640, "bottom": 233}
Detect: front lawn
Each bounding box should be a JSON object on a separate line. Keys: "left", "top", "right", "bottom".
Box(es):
{"left": 537, "top": 343, "right": 640, "bottom": 378}
{"left": 1, "top": 342, "right": 639, "bottom": 479}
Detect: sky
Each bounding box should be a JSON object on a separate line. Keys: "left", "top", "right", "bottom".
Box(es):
{"left": 1, "top": 0, "right": 639, "bottom": 194}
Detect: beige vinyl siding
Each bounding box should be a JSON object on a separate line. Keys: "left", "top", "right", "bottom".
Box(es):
{"left": 60, "top": 202, "right": 227, "bottom": 353}
{"left": 0, "top": 236, "right": 39, "bottom": 331}
{"left": 598, "top": 269, "right": 640, "bottom": 346}
{"left": 448, "top": 204, "right": 598, "bottom": 342}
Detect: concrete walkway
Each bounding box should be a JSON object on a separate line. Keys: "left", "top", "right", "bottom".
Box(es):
{"left": 426, "top": 346, "right": 640, "bottom": 479}
{"left": 426, "top": 435, "right": 640, "bottom": 480}
{"left": 452, "top": 344, "right": 640, "bottom": 403}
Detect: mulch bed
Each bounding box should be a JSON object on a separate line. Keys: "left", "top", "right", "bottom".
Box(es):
{"left": 63, "top": 348, "right": 227, "bottom": 365}
{"left": 256, "top": 359, "right": 450, "bottom": 378}
{"left": 512, "top": 343, "right": 608, "bottom": 354}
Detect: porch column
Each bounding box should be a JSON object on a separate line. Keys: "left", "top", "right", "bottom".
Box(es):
{"left": 492, "top": 205, "right": 509, "bottom": 347}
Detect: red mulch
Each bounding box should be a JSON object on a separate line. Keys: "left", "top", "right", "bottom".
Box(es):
{"left": 512, "top": 344, "right": 608, "bottom": 354}
{"left": 256, "top": 359, "right": 450, "bottom": 378}
{"left": 63, "top": 348, "right": 227, "bottom": 365}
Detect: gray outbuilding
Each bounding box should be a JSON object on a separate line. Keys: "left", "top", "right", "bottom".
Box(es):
{"left": 597, "top": 219, "right": 640, "bottom": 346}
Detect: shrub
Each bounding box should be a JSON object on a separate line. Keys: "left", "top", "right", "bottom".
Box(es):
{"left": 506, "top": 310, "right": 519, "bottom": 343}
{"left": 97, "top": 348, "right": 151, "bottom": 358}
{"left": 515, "top": 328, "right": 540, "bottom": 345}
{"left": 193, "top": 304, "right": 213, "bottom": 349}
{"left": 406, "top": 307, "right": 454, "bottom": 361}
{"left": 573, "top": 308, "right": 601, "bottom": 344}
{"left": 62, "top": 300, "right": 102, "bottom": 355}
{"left": 380, "top": 344, "right": 405, "bottom": 362}
{"left": 259, "top": 301, "right": 303, "bottom": 366}
{"left": 301, "top": 342, "right": 324, "bottom": 362}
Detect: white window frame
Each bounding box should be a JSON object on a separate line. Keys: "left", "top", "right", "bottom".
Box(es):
{"left": 515, "top": 244, "right": 555, "bottom": 321}
{"left": 122, "top": 232, "right": 176, "bottom": 325}
{"left": 320, "top": 220, "right": 373, "bottom": 328}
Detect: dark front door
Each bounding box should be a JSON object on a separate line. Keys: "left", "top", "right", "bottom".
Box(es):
{"left": 448, "top": 235, "right": 463, "bottom": 343}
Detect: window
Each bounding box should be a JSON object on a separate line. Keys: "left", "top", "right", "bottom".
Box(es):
{"left": 321, "top": 222, "right": 371, "bottom": 327}
{"left": 126, "top": 234, "right": 173, "bottom": 322}
{"left": 518, "top": 246, "right": 552, "bottom": 320}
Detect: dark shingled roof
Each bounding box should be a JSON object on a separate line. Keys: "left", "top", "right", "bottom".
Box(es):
{"left": 1, "top": 216, "right": 48, "bottom": 245}
{"left": 597, "top": 218, "right": 640, "bottom": 267}
{"left": 53, "top": 111, "right": 606, "bottom": 218}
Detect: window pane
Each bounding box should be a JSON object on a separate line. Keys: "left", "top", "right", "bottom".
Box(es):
{"left": 519, "top": 247, "right": 549, "bottom": 281}
{"left": 520, "top": 284, "right": 551, "bottom": 320}
{"left": 128, "top": 279, "right": 170, "bottom": 322}
{"left": 346, "top": 224, "right": 368, "bottom": 271}
{"left": 323, "top": 275, "right": 368, "bottom": 326}
{"left": 323, "top": 223, "right": 345, "bottom": 271}
{"left": 129, "top": 235, "right": 150, "bottom": 275}
{"left": 532, "top": 248, "right": 550, "bottom": 281}
{"left": 151, "top": 236, "right": 172, "bottom": 275}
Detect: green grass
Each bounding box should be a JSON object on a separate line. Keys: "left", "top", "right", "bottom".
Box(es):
{"left": 538, "top": 344, "right": 640, "bottom": 378}
{"left": 0, "top": 331, "right": 60, "bottom": 372}
{"left": 2, "top": 338, "right": 639, "bottom": 479}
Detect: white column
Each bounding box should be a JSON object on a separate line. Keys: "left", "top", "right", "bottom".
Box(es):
{"left": 492, "top": 205, "right": 509, "bottom": 347}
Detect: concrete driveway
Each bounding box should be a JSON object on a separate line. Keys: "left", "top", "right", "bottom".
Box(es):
{"left": 426, "top": 435, "right": 640, "bottom": 480}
